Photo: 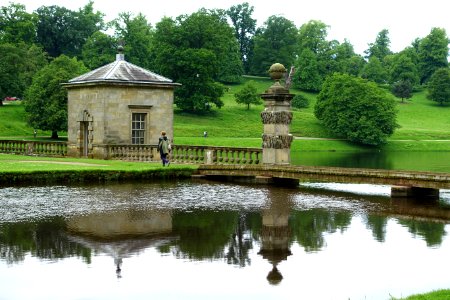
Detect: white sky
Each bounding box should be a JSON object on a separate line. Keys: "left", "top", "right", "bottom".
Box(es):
{"left": 11, "top": 0, "right": 450, "bottom": 55}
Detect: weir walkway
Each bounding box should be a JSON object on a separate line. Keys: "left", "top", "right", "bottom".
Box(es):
{"left": 196, "top": 164, "right": 450, "bottom": 198}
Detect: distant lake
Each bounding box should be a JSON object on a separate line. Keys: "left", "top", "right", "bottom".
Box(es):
{"left": 1, "top": 181, "right": 450, "bottom": 299}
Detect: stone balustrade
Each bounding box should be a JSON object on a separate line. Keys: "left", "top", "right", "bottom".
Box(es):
{"left": 106, "top": 144, "right": 156, "bottom": 161}
{"left": 171, "top": 145, "right": 261, "bottom": 165}
{"left": 0, "top": 140, "right": 67, "bottom": 156}
{"left": 0, "top": 140, "right": 262, "bottom": 165}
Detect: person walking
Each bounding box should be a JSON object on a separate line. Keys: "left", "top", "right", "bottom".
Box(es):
{"left": 158, "top": 131, "right": 171, "bottom": 166}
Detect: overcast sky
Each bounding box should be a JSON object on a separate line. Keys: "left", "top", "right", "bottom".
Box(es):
{"left": 12, "top": 0, "right": 450, "bottom": 55}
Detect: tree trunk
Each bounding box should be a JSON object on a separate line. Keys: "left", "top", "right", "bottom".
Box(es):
{"left": 51, "top": 130, "right": 58, "bottom": 139}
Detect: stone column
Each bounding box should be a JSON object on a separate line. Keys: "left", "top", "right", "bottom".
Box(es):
{"left": 261, "top": 63, "right": 294, "bottom": 165}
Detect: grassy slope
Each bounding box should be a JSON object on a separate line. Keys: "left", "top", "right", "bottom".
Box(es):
{"left": 1, "top": 78, "right": 449, "bottom": 150}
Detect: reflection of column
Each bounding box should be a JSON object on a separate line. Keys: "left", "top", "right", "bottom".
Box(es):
{"left": 258, "top": 189, "right": 293, "bottom": 285}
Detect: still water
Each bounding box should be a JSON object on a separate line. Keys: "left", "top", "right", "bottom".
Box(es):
{"left": 292, "top": 151, "right": 450, "bottom": 173}
{"left": 1, "top": 180, "right": 450, "bottom": 300}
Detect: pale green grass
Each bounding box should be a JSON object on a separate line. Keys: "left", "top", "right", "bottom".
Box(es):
{"left": 391, "top": 289, "right": 450, "bottom": 300}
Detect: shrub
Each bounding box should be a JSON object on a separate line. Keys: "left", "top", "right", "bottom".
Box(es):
{"left": 315, "top": 74, "right": 398, "bottom": 146}
{"left": 291, "top": 94, "right": 309, "bottom": 109}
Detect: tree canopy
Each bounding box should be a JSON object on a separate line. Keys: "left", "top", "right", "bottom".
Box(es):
{"left": 427, "top": 68, "right": 450, "bottom": 106}
{"left": 24, "top": 55, "right": 88, "bottom": 138}
{"left": 234, "top": 80, "right": 261, "bottom": 109}
{"left": 152, "top": 9, "right": 242, "bottom": 112}
{"left": 315, "top": 74, "right": 398, "bottom": 146}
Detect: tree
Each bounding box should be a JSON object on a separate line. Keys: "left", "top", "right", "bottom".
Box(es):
{"left": 111, "top": 12, "right": 153, "bottom": 69}
{"left": 365, "top": 29, "right": 392, "bottom": 61}
{"left": 227, "top": 2, "right": 256, "bottom": 74}
{"left": 427, "top": 68, "right": 450, "bottom": 106}
{"left": 0, "top": 2, "right": 37, "bottom": 44}
{"left": 391, "top": 80, "right": 413, "bottom": 103}
{"left": 361, "top": 57, "right": 388, "bottom": 84}
{"left": 388, "top": 51, "right": 419, "bottom": 85}
{"left": 35, "top": 1, "right": 104, "bottom": 58}
{"left": 24, "top": 55, "right": 88, "bottom": 139}
{"left": 315, "top": 74, "right": 398, "bottom": 146}
{"left": 0, "top": 43, "right": 47, "bottom": 105}
{"left": 234, "top": 80, "right": 261, "bottom": 109}
{"left": 418, "top": 27, "right": 449, "bottom": 84}
{"left": 81, "top": 31, "right": 116, "bottom": 69}
{"left": 292, "top": 48, "right": 323, "bottom": 91}
{"left": 249, "top": 15, "right": 298, "bottom": 76}
{"left": 152, "top": 10, "right": 241, "bottom": 112}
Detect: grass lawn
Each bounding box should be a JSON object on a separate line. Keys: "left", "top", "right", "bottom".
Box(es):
{"left": 0, "top": 153, "right": 197, "bottom": 173}
{"left": 1, "top": 77, "right": 449, "bottom": 151}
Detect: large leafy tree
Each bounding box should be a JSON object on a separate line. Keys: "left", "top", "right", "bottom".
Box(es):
{"left": 24, "top": 55, "right": 88, "bottom": 139}
{"left": 227, "top": 2, "right": 256, "bottom": 74}
{"left": 418, "top": 27, "right": 449, "bottom": 84}
{"left": 81, "top": 31, "right": 116, "bottom": 70}
{"left": 292, "top": 48, "right": 322, "bottom": 91}
{"left": 388, "top": 51, "right": 419, "bottom": 85}
{"left": 361, "top": 57, "right": 388, "bottom": 84}
{"left": 152, "top": 10, "right": 242, "bottom": 112}
{"left": 111, "top": 12, "right": 153, "bottom": 69}
{"left": 365, "top": 29, "right": 392, "bottom": 61}
{"left": 35, "top": 1, "right": 104, "bottom": 58}
{"left": 0, "top": 2, "right": 36, "bottom": 44}
{"left": 0, "top": 43, "right": 47, "bottom": 105}
{"left": 315, "top": 74, "right": 398, "bottom": 146}
{"left": 249, "top": 15, "right": 298, "bottom": 76}
{"left": 427, "top": 68, "right": 450, "bottom": 106}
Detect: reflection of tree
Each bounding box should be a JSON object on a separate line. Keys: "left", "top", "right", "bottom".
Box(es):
{"left": 0, "top": 218, "right": 91, "bottom": 264}
{"left": 365, "top": 215, "right": 388, "bottom": 242}
{"left": 225, "top": 212, "right": 260, "bottom": 267}
{"left": 290, "top": 209, "right": 351, "bottom": 252}
{"left": 167, "top": 210, "right": 239, "bottom": 260}
{"left": 398, "top": 220, "right": 446, "bottom": 247}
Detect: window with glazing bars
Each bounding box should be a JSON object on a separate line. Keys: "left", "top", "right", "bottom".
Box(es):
{"left": 131, "top": 113, "right": 146, "bottom": 144}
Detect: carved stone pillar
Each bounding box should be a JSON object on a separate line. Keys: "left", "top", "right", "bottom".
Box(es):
{"left": 261, "top": 63, "right": 294, "bottom": 165}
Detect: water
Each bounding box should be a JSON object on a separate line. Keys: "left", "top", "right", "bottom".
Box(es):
{"left": 1, "top": 181, "right": 450, "bottom": 300}
{"left": 292, "top": 151, "right": 450, "bottom": 173}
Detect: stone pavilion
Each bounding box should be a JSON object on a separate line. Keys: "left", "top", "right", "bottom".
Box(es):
{"left": 64, "top": 49, "right": 180, "bottom": 158}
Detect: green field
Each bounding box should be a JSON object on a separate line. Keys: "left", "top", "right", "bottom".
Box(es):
{"left": 1, "top": 77, "right": 449, "bottom": 152}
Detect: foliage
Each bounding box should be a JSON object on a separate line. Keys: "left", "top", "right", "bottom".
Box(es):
{"left": 234, "top": 80, "right": 261, "bottom": 109}
{"left": 0, "top": 2, "right": 37, "bottom": 44}
{"left": 315, "top": 73, "right": 398, "bottom": 146}
{"left": 152, "top": 9, "right": 241, "bottom": 112}
{"left": 293, "top": 48, "right": 323, "bottom": 91}
{"left": 361, "top": 57, "right": 388, "bottom": 84}
{"left": 418, "top": 27, "right": 449, "bottom": 84}
{"left": 249, "top": 15, "right": 298, "bottom": 76}
{"left": 35, "top": 1, "right": 104, "bottom": 58}
{"left": 365, "top": 29, "right": 392, "bottom": 61}
{"left": 81, "top": 31, "right": 116, "bottom": 69}
{"left": 24, "top": 55, "right": 88, "bottom": 139}
{"left": 110, "top": 12, "right": 153, "bottom": 69}
{"left": 0, "top": 42, "right": 47, "bottom": 104}
{"left": 227, "top": 2, "right": 256, "bottom": 74}
{"left": 391, "top": 80, "right": 413, "bottom": 103}
{"left": 427, "top": 68, "right": 450, "bottom": 105}
{"left": 291, "top": 94, "right": 309, "bottom": 109}
{"left": 388, "top": 51, "right": 419, "bottom": 85}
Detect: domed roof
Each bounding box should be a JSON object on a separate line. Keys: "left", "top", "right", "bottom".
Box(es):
{"left": 67, "top": 53, "right": 178, "bottom": 87}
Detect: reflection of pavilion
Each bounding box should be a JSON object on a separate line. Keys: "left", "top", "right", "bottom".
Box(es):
{"left": 66, "top": 209, "right": 175, "bottom": 278}
{"left": 258, "top": 190, "right": 293, "bottom": 285}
